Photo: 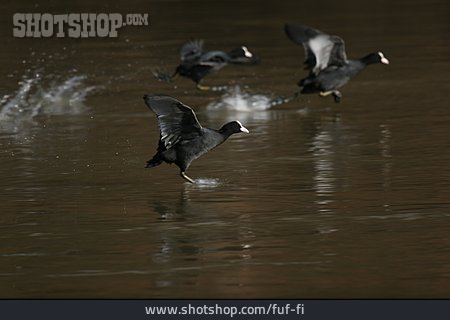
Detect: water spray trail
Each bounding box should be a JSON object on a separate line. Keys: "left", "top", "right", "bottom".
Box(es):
{"left": 0, "top": 70, "right": 96, "bottom": 133}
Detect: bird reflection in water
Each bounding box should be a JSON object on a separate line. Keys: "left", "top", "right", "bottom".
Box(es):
{"left": 380, "top": 124, "right": 392, "bottom": 213}
{"left": 148, "top": 188, "right": 257, "bottom": 285}
{"left": 308, "top": 116, "right": 343, "bottom": 236}
{"left": 310, "top": 124, "right": 337, "bottom": 214}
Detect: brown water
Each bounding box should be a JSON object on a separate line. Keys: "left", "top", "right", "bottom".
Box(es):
{"left": 1, "top": 0, "right": 450, "bottom": 298}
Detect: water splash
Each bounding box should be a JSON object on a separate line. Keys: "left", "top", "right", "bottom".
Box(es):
{"left": 207, "top": 86, "right": 273, "bottom": 112}
{"left": 187, "top": 178, "right": 223, "bottom": 188}
{"left": 0, "top": 70, "right": 95, "bottom": 133}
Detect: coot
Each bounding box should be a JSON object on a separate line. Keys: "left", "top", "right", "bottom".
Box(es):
{"left": 144, "top": 94, "right": 249, "bottom": 183}
{"left": 153, "top": 40, "right": 258, "bottom": 91}
{"left": 285, "top": 24, "right": 389, "bottom": 103}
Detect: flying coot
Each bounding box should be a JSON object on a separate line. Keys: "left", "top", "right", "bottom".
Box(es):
{"left": 285, "top": 24, "right": 389, "bottom": 103}
{"left": 143, "top": 94, "right": 250, "bottom": 183}
{"left": 153, "top": 40, "right": 258, "bottom": 91}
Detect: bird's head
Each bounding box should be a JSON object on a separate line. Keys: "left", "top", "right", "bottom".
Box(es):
{"left": 363, "top": 51, "right": 390, "bottom": 65}
{"left": 220, "top": 121, "right": 250, "bottom": 136}
{"left": 227, "top": 46, "right": 259, "bottom": 64}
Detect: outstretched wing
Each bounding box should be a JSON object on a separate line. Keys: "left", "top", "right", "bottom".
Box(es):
{"left": 326, "top": 35, "right": 347, "bottom": 68}
{"left": 285, "top": 24, "right": 322, "bottom": 70}
{"left": 180, "top": 40, "right": 204, "bottom": 62}
{"left": 143, "top": 94, "right": 203, "bottom": 149}
{"left": 198, "top": 50, "right": 229, "bottom": 67}
{"left": 284, "top": 24, "right": 348, "bottom": 74}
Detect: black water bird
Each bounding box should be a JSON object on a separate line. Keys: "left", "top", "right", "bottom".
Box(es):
{"left": 153, "top": 40, "right": 258, "bottom": 91}
{"left": 143, "top": 94, "right": 249, "bottom": 183}
{"left": 285, "top": 24, "right": 389, "bottom": 103}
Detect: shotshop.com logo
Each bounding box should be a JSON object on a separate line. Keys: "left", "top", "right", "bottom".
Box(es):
{"left": 13, "top": 13, "right": 148, "bottom": 38}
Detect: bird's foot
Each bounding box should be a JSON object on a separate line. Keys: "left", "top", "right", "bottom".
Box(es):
{"left": 152, "top": 68, "right": 173, "bottom": 83}
{"left": 180, "top": 171, "right": 196, "bottom": 184}
{"left": 332, "top": 91, "right": 342, "bottom": 103}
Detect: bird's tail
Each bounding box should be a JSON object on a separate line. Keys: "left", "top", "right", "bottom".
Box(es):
{"left": 146, "top": 153, "right": 163, "bottom": 168}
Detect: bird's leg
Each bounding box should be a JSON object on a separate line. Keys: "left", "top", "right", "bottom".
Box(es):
{"left": 320, "top": 90, "right": 342, "bottom": 103}
{"left": 319, "top": 91, "right": 333, "bottom": 97}
{"left": 196, "top": 84, "right": 211, "bottom": 91}
{"left": 332, "top": 91, "right": 342, "bottom": 103}
{"left": 180, "top": 171, "right": 196, "bottom": 184}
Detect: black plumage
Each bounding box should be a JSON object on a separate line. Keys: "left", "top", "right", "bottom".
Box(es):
{"left": 285, "top": 24, "right": 389, "bottom": 103}
{"left": 144, "top": 94, "right": 249, "bottom": 183}
{"left": 157, "top": 40, "right": 258, "bottom": 91}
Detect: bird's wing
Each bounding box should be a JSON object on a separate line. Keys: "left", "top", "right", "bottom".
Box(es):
{"left": 326, "top": 35, "right": 347, "bottom": 68}
{"left": 143, "top": 94, "right": 203, "bottom": 149}
{"left": 198, "top": 51, "right": 229, "bottom": 66}
{"left": 285, "top": 24, "right": 348, "bottom": 74}
{"left": 180, "top": 40, "right": 204, "bottom": 62}
{"left": 285, "top": 24, "right": 322, "bottom": 70}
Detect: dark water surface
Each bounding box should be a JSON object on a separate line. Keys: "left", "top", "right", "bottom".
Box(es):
{"left": 1, "top": 0, "right": 449, "bottom": 298}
